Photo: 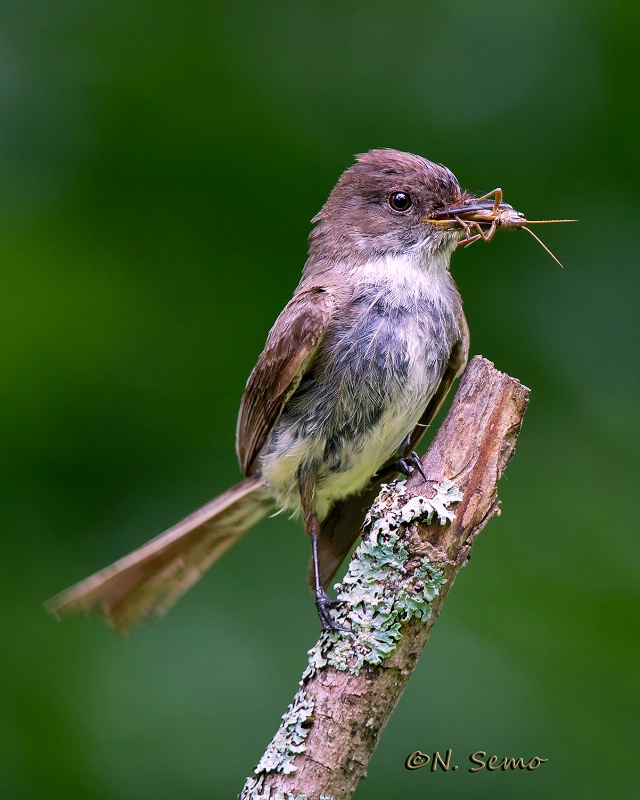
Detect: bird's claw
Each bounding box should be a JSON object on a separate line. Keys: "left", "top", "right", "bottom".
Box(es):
{"left": 315, "top": 591, "right": 350, "bottom": 633}
{"left": 392, "top": 450, "right": 427, "bottom": 481}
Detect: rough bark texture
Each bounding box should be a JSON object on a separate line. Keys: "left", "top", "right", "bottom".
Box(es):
{"left": 239, "top": 356, "right": 530, "bottom": 800}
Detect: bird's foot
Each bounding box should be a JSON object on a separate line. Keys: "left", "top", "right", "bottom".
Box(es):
{"left": 391, "top": 450, "right": 427, "bottom": 481}
{"left": 315, "top": 590, "right": 350, "bottom": 632}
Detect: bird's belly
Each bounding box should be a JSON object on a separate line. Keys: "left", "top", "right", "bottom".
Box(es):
{"left": 313, "top": 388, "right": 427, "bottom": 512}
{"left": 259, "top": 314, "right": 451, "bottom": 519}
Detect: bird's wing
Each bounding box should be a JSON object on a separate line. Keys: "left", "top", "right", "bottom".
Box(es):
{"left": 236, "top": 285, "right": 335, "bottom": 475}
{"left": 313, "top": 317, "right": 469, "bottom": 589}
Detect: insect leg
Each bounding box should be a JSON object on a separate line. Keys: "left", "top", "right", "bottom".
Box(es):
{"left": 472, "top": 188, "right": 503, "bottom": 215}
{"left": 455, "top": 215, "right": 483, "bottom": 247}
{"left": 478, "top": 220, "right": 499, "bottom": 242}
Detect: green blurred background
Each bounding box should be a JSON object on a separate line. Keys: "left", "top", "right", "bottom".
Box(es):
{"left": 1, "top": 1, "right": 638, "bottom": 798}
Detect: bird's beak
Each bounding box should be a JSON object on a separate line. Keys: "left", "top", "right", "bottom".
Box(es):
{"left": 432, "top": 199, "right": 501, "bottom": 222}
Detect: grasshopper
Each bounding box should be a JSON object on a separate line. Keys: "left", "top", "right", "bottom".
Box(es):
{"left": 426, "top": 188, "right": 575, "bottom": 267}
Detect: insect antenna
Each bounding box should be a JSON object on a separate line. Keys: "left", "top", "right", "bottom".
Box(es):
{"left": 521, "top": 225, "right": 565, "bottom": 268}
{"left": 520, "top": 219, "right": 576, "bottom": 268}
{"left": 523, "top": 219, "right": 577, "bottom": 225}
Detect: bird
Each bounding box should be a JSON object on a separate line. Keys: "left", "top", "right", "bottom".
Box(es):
{"left": 47, "top": 148, "right": 508, "bottom": 633}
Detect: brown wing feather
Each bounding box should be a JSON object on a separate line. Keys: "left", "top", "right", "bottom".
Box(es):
{"left": 313, "top": 318, "right": 470, "bottom": 589}
{"left": 236, "top": 286, "right": 335, "bottom": 475}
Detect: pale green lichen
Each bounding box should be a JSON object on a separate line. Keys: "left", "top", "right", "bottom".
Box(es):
{"left": 302, "top": 479, "right": 461, "bottom": 677}
{"left": 366, "top": 477, "right": 462, "bottom": 531}
{"left": 253, "top": 689, "right": 315, "bottom": 776}
{"left": 239, "top": 775, "right": 333, "bottom": 800}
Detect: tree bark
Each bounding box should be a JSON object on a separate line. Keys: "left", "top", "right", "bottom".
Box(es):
{"left": 239, "top": 356, "right": 530, "bottom": 800}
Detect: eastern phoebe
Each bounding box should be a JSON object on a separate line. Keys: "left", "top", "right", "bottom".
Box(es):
{"left": 46, "top": 149, "right": 523, "bottom": 631}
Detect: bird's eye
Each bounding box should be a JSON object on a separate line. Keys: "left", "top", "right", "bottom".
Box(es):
{"left": 388, "top": 191, "right": 412, "bottom": 212}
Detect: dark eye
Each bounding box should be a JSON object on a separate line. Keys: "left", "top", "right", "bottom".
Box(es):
{"left": 388, "top": 191, "right": 412, "bottom": 212}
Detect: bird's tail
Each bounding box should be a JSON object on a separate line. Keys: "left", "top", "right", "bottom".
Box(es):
{"left": 45, "top": 476, "right": 272, "bottom": 632}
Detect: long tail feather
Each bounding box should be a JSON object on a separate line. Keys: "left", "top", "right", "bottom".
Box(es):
{"left": 45, "top": 476, "right": 272, "bottom": 632}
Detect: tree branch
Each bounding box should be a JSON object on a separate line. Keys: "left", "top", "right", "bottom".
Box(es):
{"left": 239, "top": 356, "right": 530, "bottom": 800}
